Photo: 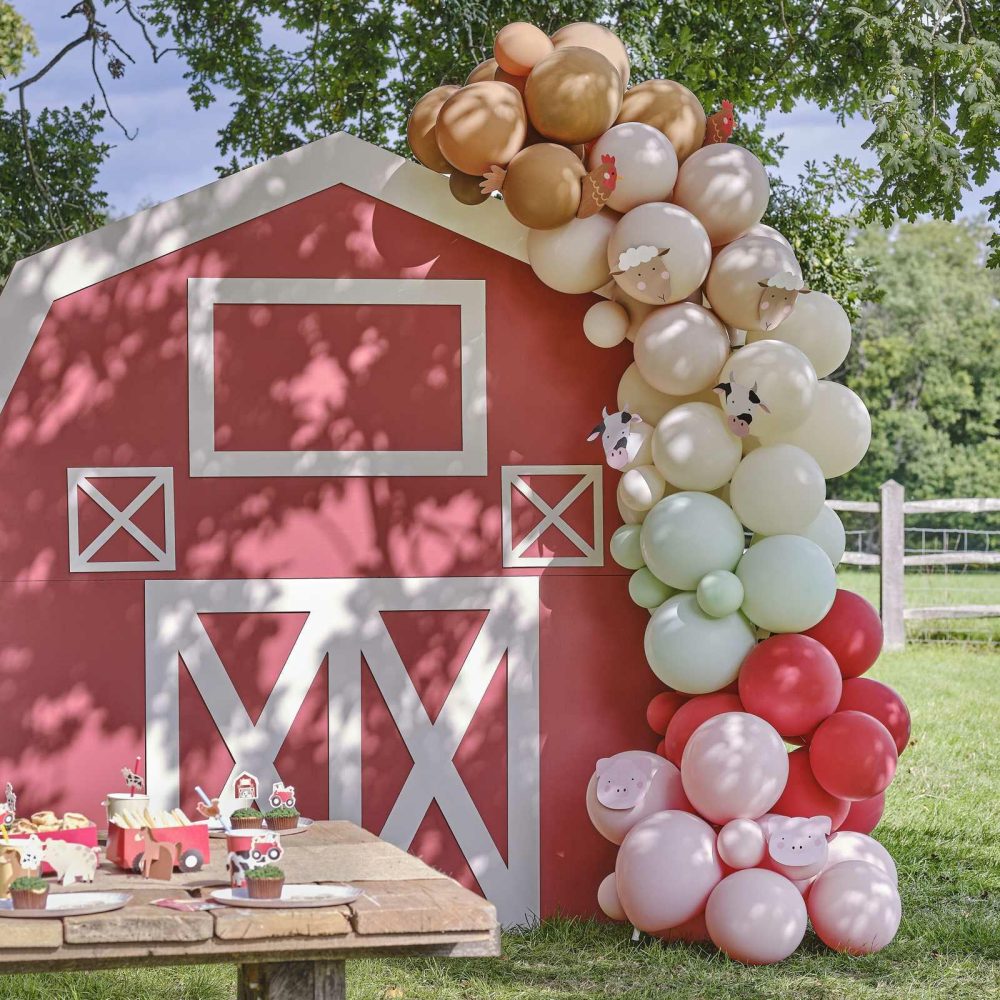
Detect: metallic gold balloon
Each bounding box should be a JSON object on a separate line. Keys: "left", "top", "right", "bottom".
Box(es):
{"left": 616, "top": 79, "right": 706, "bottom": 162}
{"left": 435, "top": 81, "right": 528, "bottom": 176}
{"left": 494, "top": 22, "right": 553, "bottom": 76}
{"left": 406, "top": 85, "right": 460, "bottom": 172}
{"left": 501, "top": 143, "right": 585, "bottom": 229}
{"left": 551, "top": 21, "right": 630, "bottom": 88}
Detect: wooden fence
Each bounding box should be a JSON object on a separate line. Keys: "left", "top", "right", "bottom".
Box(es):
{"left": 828, "top": 480, "right": 1000, "bottom": 650}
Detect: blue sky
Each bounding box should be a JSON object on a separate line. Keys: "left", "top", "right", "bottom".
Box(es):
{"left": 10, "top": 1, "right": 994, "bottom": 219}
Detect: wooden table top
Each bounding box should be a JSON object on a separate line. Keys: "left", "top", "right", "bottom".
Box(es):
{"left": 0, "top": 821, "right": 499, "bottom": 973}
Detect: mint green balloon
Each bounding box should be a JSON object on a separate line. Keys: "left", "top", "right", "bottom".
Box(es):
{"left": 629, "top": 567, "right": 674, "bottom": 609}
{"left": 610, "top": 524, "right": 645, "bottom": 570}
{"left": 697, "top": 570, "right": 744, "bottom": 618}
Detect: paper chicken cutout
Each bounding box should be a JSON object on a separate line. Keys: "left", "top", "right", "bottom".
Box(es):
{"left": 578, "top": 154, "right": 618, "bottom": 218}
{"left": 704, "top": 101, "right": 736, "bottom": 144}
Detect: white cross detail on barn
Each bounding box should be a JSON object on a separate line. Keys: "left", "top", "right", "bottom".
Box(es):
{"left": 144, "top": 577, "right": 540, "bottom": 924}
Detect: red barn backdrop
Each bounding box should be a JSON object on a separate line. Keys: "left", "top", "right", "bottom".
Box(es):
{"left": 0, "top": 133, "right": 659, "bottom": 923}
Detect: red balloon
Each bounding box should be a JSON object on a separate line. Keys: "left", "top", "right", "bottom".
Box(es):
{"left": 836, "top": 678, "right": 911, "bottom": 755}
{"left": 770, "top": 747, "right": 849, "bottom": 830}
{"left": 810, "top": 711, "right": 898, "bottom": 801}
{"left": 647, "top": 691, "right": 688, "bottom": 735}
{"left": 803, "top": 590, "right": 883, "bottom": 678}
{"left": 655, "top": 738, "right": 667, "bottom": 759}
{"left": 839, "top": 791, "right": 886, "bottom": 834}
{"left": 662, "top": 693, "right": 743, "bottom": 766}
{"left": 738, "top": 635, "right": 843, "bottom": 738}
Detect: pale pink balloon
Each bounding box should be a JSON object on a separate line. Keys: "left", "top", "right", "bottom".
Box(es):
{"left": 597, "top": 872, "right": 626, "bottom": 921}
{"left": 717, "top": 818, "right": 766, "bottom": 870}
{"left": 825, "top": 832, "right": 898, "bottom": 884}
{"left": 680, "top": 712, "right": 789, "bottom": 824}
{"left": 616, "top": 810, "right": 723, "bottom": 932}
{"left": 652, "top": 910, "right": 711, "bottom": 944}
{"left": 808, "top": 860, "right": 901, "bottom": 955}
{"left": 586, "top": 750, "right": 690, "bottom": 845}
{"left": 706, "top": 869, "right": 807, "bottom": 964}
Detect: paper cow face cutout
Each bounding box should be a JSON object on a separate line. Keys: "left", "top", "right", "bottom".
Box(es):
{"left": 761, "top": 815, "right": 831, "bottom": 876}
{"left": 588, "top": 406, "right": 644, "bottom": 470}
{"left": 595, "top": 755, "right": 659, "bottom": 810}
{"left": 6, "top": 834, "right": 43, "bottom": 871}
{"left": 757, "top": 271, "right": 810, "bottom": 331}
{"left": 611, "top": 245, "right": 672, "bottom": 303}
{"left": 714, "top": 371, "right": 771, "bottom": 438}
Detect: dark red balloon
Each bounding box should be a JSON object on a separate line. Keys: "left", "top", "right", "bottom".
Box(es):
{"left": 839, "top": 791, "right": 886, "bottom": 834}
{"left": 770, "top": 747, "right": 850, "bottom": 830}
{"left": 810, "top": 710, "right": 898, "bottom": 801}
{"left": 837, "top": 678, "right": 911, "bottom": 755}
{"left": 662, "top": 693, "right": 743, "bottom": 766}
{"left": 738, "top": 635, "right": 843, "bottom": 738}
{"left": 655, "top": 738, "right": 667, "bottom": 759}
{"left": 803, "top": 589, "right": 883, "bottom": 678}
{"left": 646, "top": 691, "right": 688, "bottom": 735}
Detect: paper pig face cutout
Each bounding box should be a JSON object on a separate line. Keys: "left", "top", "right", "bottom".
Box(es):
{"left": 761, "top": 814, "right": 831, "bottom": 879}
{"left": 611, "top": 245, "right": 672, "bottom": 303}
{"left": 714, "top": 372, "right": 770, "bottom": 438}
{"left": 588, "top": 406, "right": 644, "bottom": 470}
{"left": 757, "top": 271, "right": 810, "bottom": 331}
{"left": 595, "top": 755, "right": 659, "bottom": 810}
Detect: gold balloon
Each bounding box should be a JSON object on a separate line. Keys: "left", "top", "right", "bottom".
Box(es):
{"left": 494, "top": 22, "right": 553, "bottom": 76}
{"left": 616, "top": 79, "right": 706, "bottom": 162}
{"left": 435, "top": 81, "right": 528, "bottom": 176}
{"left": 501, "top": 143, "right": 585, "bottom": 229}
{"left": 551, "top": 21, "right": 630, "bottom": 88}
{"left": 466, "top": 58, "right": 498, "bottom": 84}
{"left": 525, "top": 47, "right": 622, "bottom": 145}
{"left": 449, "top": 170, "right": 490, "bottom": 206}
{"left": 406, "top": 85, "right": 460, "bottom": 172}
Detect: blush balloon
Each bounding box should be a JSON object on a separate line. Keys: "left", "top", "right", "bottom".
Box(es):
{"left": 647, "top": 691, "right": 688, "bottom": 735}
{"left": 717, "top": 818, "right": 767, "bottom": 870}
{"left": 651, "top": 910, "right": 711, "bottom": 944}
{"left": 770, "top": 747, "right": 850, "bottom": 830}
{"left": 840, "top": 792, "right": 885, "bottom": 835}
{"left": 803, "top": 590, "right": 884, "bottom": 679}
{"left": 662, "top": 693, "right": 743, "bottom": 766}
{"left": 825, "top": 832, "right": 898, "bottom": 884}
{"left": 837, "top": 678, "right": 911, "bottom": 755}
{"left": 808, "top": 860, "right": 901, "bottom": 955}
{"left": 810, "top": 711, "right": 898, "bottom": 802}
{"left": 597, "top": 872, "right": 626, "bottom": 920}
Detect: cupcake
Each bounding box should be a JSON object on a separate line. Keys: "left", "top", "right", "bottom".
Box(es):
{"left": 9, "top": 876, "right": 49, "bottom": 910}
{"left": 245, "top": 865, "right": 284, "bottom": 900}
{"left": 264, "top": 806, "right": 300, "bottom": 831}
{"left": 229, "top": 807, "right": 265, "bottom": 830}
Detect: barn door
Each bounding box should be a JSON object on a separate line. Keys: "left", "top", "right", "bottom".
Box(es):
{"left": 144, "top": 577, "right": 540, "bottom": 923}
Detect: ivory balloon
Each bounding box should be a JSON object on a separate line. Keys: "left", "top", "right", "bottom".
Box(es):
{"left": 737, "top": 534, "right": 837, "bottom": 633}
{"left": 610, "top": 523, "right": 644, "bottom": 569}
{"left": 597, "top": 873, "right": 626, "bottom": 921}
{"left": 630, "top": 567, "right": 674, "bottom": 609}
{"left": 406, "top": 85, "right": 460, "bottom": 172}
{"left": 808, "top": 861, "right": 901, "bottom": 955}
{"left": 729, "top": 444, "right": 826, "bottom": 535}
{"left": 635, "top": 303, "right": 731, "bottom": 395}
{"left": 741, "top": 223, "right": 792, "bottom": 250}
{"left": 717, "top": 818, "right": 767, "bottom": 870}
{"left": 673, "top": 145, "right": 771, "bottom": 246}
{"left": 721, "top": 340, "right": 817, "bottom": 435}
{"left": 500, "top": 143, "right": 586, "bottom": 229}
{"left": 747, "top": 291, "right": 851, "bottom": 379}
{"left": 435, "top": 82, "right": 527, "bottom": 176}
{"left": 448, "top": 169, "right": 489, "bottom": 205}
{"left": 584, "top": 300, "right": 629, "bottom": 348}
{"left": 527, "top": 212, "right": 617, "bottom": 293}
{"left": 621, "top": 419, "right": 654, "bottom": 472}
{"left": 466, "top": 58, "right": 498, "bottom": 84}
{"left": 551, "top": 21, "right": 630, "bottom": 88}
{"left": 618, "top": 362, "right": 674, "bottom": 424}
{"left": 588, "top": 123, "right": 678, "bottom": 212}
{"left": 759, "top": 381, "right": 872, "bottom": 479}
{"left": 617, "top": 485, "right": 647, "bottom": 525}
{"left": 616, "top": 79, "right": 706, "bottom": 161}
{"left": 705, "top": 236, "right": 802, "bottom": 332}
{"left": 608, "top": 203, "right": 712, "bottom": 304}
{"left": 652, "top": 402, "right": 742, "bottom": 491}
{"left": 494, "top": 22, "right": 553, "bottom": 76}
{"left": 645, "top": 594, "right": 757, "bottom": 694}
{"left": 621, "top": 465, "right": 667, "bottom": 512}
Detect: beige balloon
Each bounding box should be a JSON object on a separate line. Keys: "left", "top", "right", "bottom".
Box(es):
{"left": 406, "top": 85, "right": 460, "bottom": 172}
{"left": 494, "top": 22, "right": 553, "bottom": 76}
{"left": 551, "top": 21, "right": 630, "bottom": 87}
{"left": 635, "top": 303, "right": 731, "bottom": 396}
{"left": 652, "top": 402, "right": 743, "bottom": 491}
{"left": 673, "top": 144, "right": 771, "bottom": 246}
{"left": 729, "top": 444, "right": 827, "bottom": 535}
{"left": 435, "top": 82, "right": 528, "bottom": 176}
{"left": 621, "top": 465, "right": 668, "bottom": 511}
{"left": 500, "top": 143, "right": 585, "bottom": 229}
{"left": 618, "top": 362, "right": 718, "bottom": 424}
{"left": 705, "top": 235, "right": 802, "bottom": 331}
{"left": 747, "top": 291, "right": 851, "bottom": 378}
{"left": 588, "top": 122, "right": 678, "bottom": 212}
{"left": 527, "top": 211, "right": 617, "bottom": 294}
{"left": 616, "top": 79, "right": 706, "bottom": 162}
{"left": 584, "top": 300, "right": 629, "bottom": 348}
{"left": 741, "top": 222, "right": 792, "bottom": 250}
{"left": 608, "top": 203, "right": 712, "bottom": 305}
{"left": 466, "top": 58, "right": 498, "bottom": 84}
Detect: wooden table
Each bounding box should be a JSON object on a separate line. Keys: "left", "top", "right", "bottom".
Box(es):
{"left": 0, "top": 821, "right": 499, "bottom": 998}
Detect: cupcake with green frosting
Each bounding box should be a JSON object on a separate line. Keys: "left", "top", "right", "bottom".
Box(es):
{"left": 245, "top": 865, "right": 284, "bottom": 900}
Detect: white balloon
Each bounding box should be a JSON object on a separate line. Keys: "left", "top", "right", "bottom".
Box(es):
{"left": 635, "top": 303, "right": 731, "bottom": 395}
{"left": 797, "top": 504, "right": 846, "bottom": 567}
{"left": 589, "top": 122, "right": 678, "bottom": 212}
{"left": 620, "top": 464, "right": 667, "bottom": 511}
{"left": 583, "top": 299, "right": 629, "bottom": 348}
{"left": 729, "top": 444, "right": 826, "bottom": 535}
{"left": 747, "top": 291, "right": 851, "bottom": 379}
{"left": 652, "top": 402, "right": 742, "bottom": 491}
{"left": 645, "top": 593, "right": 757, "bottom": 694}
{"left": 721, "top": 340, "right": 818, "bottom": 435}
{"left": 527, "top": 212, "right": 617, "bottom": 294}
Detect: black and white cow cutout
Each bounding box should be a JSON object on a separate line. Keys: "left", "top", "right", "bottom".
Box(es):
{"left": 714, "top": 373, "right": 770, "bottom": 438}
{"left": 588, "top": 406, "right": 645, "bottom": 470}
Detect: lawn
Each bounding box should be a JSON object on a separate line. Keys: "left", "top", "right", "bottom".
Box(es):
{"left": 1, "top": 645, "right": 997, "bottom": 1000}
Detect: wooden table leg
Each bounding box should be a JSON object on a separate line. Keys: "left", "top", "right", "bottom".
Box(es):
{"left": 241, "top": 959, "right": 347, "bottom": 999}
{"left": 237, "top": 963, "right": 263, "bottom": 999}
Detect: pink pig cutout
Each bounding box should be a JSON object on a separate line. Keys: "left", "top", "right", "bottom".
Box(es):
{"left": 760, "top": 814, "right": 831, "bottom": 880}
{"left": 595, "top": 755, "right": 659, "bottom": 810}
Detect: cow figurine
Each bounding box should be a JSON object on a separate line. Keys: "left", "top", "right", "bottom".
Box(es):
{"left": 760, "top": 814, "right": 831, "bottom": 880}
{"left": 714, "top": 373, "right": 771, "bottom": 437}
{"left": 757, "top": 271, "right": 810, "bottom": 331}
{"left": 610, "top": 245, "right": 672, "bottom": 303}
{"left": 121, "top": 765, "right": 144, "bottom": 794}
{"left": 268, "top": 782, "right": 296, "bottom": 810}
{"left": 43, "top": 839, "right": 101, "bottom": 886}
{"left": 594, "top": 755, "right": 660, "bottom": 810}
{"left": 588, "top": 406, "right": 646, "bottom": 470}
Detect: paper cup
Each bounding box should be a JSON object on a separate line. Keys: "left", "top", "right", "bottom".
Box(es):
{"left": 104, "top": 793, "right": 150, "bottom": 827}
{"left": 226, "top": 832, "right": 255, "bottom": 887}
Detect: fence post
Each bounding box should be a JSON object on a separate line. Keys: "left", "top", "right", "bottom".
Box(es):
{"left": 880, "top": 479, "right": 905, "bottom": 651}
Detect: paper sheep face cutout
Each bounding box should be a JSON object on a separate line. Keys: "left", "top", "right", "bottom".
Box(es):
{"left": 757, "top": 271, "right": 810, "bottom": 331}
{"left": 588, "top": 406, "right": 644, "bottom": 470}
{"left": 595, "top": 755, "right": 659, "bottom": 810}
{"left": 714, "top": 372, "right": 771, "bottom": 438}
{"left": 611, "top": 245, "right": 672, "bottom": 304}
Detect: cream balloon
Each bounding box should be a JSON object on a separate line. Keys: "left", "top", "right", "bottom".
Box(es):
{"left": 629, "top": 567, "right": 674, "bottom": 609}
{"left": 759, "top": 381, "right": 872, "bottom": 479}
{"left": 740, "top": 223, "right": 792, "bottom": 250}
{"left": 645, "top": 594, "right": 756, "bottom": 694}
{"left": 583, "top": 299, "right": 629, "bottom": 348}
{"left": 673, "top": 144, "right": 771, "bottom": 246}
{"left": 747, "top": 291, "right": 851, "bottom": 378}
{"left": 729, "top": 444, "right": 826, "bottom": 535}
{"left": 652, "top": 402, "right": 742, "bottom": 491}
{"left": 621, "top": 465, "right": 667, "bottom": 511}
{"left": 617, "top": 486, "right": 646, "bottom": 525}
{"left": 717, "top": 818, "right": 767, "bottom": 870}
{"left": 597, "top": 873, "right": 626, "bottom": 921}
{"left": 609, "top": 523, "right": 644, "bottom": 569}
{"left": 607, "top": 203, "right": 712, "bottom": 305}
{"left": 634, "top": 303, "right": 731, "bottom": 395}
{"left": 527, "top": 211, "right": 617, "bottom": 294}
{"left": 618, "top": 362, "right": 716, "bottom": 425}
{"left": 588, "top": 123, "right": 678, "bottom": 212}
{"left": 808, "top": 860, "right": 901, "bottom": 955}
{"left": 721, "top": 340, "right": 817, "bottom": 435}
{"left": 737, "top": 534, "right": 837, "bottom": 633}
{"left": 621, "top": 419, "right": 653, "bottom": 472}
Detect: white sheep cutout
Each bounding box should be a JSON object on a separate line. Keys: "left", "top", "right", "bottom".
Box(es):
{"left": 611, "top": 245, "right": 672, "bottom": 302}
{"left": 756, "top": 270, "right": 810, "bottom": 331}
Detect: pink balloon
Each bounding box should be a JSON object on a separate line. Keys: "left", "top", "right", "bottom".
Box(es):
{"left": 717, "top": 818, "right": 766, "bottom": 870}
{"left": 652, "top": 910, "right": 711, "bottom": 944}
{"left": 597, "top": 872, "right": 626, "bottom": 921}
{"left": 808, "top": 860, "right": 901, "bottom": 955}
{"left": 706, "top": 869, "right": 807, "bottom": 964}
{"left": 616, "top": 810, "right": 723, "bottom": 932}
{"left": 681, "top": 712, "right": 789, "bottom": 824}
{"left": 586, "top": 751, "right": 690, "bottom": 845}
{"left": 840, "top": 792, "right": 885, "bottom": 835}
{"left": 825, "top": 832, "right": 898, "bottom": 883}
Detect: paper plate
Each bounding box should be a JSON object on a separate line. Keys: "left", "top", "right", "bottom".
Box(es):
{"left": 0, "top": 891, "right": 132, "bottom": 918}
{"left": 210, "top": 883, "right": 360, "bottom": 909}
{"left": 209, "top": 817, "right": 314, "bottom": 839}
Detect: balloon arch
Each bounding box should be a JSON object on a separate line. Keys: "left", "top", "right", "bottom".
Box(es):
{"left": 407, "top": 20, "right": 908, "bottom": 963}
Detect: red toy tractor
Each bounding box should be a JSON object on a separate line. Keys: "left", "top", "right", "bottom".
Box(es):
{"left": 268, "top": 783, "right": 297, "bottom": 809}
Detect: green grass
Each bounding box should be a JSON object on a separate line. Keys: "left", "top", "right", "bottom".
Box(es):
{"left": 2, "top": 647, "right": 997, "bottom": 999}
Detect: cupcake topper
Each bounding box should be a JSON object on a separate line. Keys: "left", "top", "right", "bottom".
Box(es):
{"left": 1, "top": 782, "right": 15, "bottom": 827}
{"left": 234, "top": 771, "right": 259, "bottom": 804}
{"left": 122, "top": 757, "right": 144, "bottom": 797}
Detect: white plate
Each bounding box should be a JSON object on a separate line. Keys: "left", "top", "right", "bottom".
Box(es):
{"left": 0, "top": 891, "right": 132, "bottom": 918}
{"left": 210, "top": 884, "right": 360, "bottom": 909}
{"left": 209, "top": 817, "right": 313, "bottom": 838}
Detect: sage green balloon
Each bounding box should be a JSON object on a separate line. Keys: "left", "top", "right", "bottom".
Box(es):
{"left": 629, "top": 567, "right": 674, "bottom": 609}
{"left": 610, "top": 524, "right": 645, "bottom": 570}
{"left": 696, "top": 570, "right": 745, "bottom": 618}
